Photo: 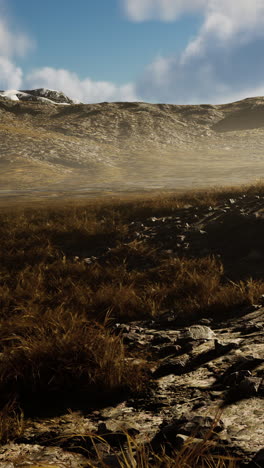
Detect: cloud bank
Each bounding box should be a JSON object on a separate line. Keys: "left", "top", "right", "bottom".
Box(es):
{"left": 25, "top": 67, "right": 138, "bottom": 103}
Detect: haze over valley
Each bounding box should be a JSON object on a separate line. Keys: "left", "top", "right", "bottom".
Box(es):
{"left": 1, "top": 88, "right": 264, "bottom": 198}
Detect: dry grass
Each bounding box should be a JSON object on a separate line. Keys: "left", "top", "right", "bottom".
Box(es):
{"left": 0, "top": 402, "right": 24, "bottom": 444}
{"left": 0, "top": 311, "right": 146, "bottom": 416}
{"left": 62, "top": 425, "right": 240, "bottom": 467}
{"left": 117, "top": 435, "right": 239, "bottom": 468}
{"left": 0, "top": 182, "right": 264, "bottom": 450}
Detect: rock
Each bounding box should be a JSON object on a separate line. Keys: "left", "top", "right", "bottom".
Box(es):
{"left": 180, "top": 325, "right": 215, "bottom": 342}
{"left": 155, "top": 344, "right": 182, "bottom": 358}
{"left": 258, "top": 378, "right": 264, "bottom": 396}
{"left": 259, "top": 295, "right": 264, "bottom": 306}
{"left": 226, "top": 376, "right": 262, "bottom": 402}
{"left": 151, "top": 414, "right": 225, "bottom": 451}
{"left": 0, "top": 443, "right": 87, "bottom": 468}
{"left": 97, "top": 421, "right": 139, "bottom": 447}
{"left": 152, "top": 355, "right": 190, "bottom": 378}
{"left": 151, "top": 334, "right": 174, "bottom": 345}
{"left": 220, "top": 356, "right": 264, "bottom": 383}
{"left": 97, "top": 423, "right": 129, "bottom": 446}
{"left": 98, "top": 419, "right": 140, "bottom": 436}
{"left": 224, "top": 370, "right": 252, "bottom": 386}
{"left": 198, "top": 318, "right": 213, "bottom": 325}
{"left": 174, "top": 433, "right": 205, "bottom": 450}
{"left": 214, "top": 339, "right": 240, "bottom": 353}
{"left": 20, "top": 88, "right": 75, "bottom": 104}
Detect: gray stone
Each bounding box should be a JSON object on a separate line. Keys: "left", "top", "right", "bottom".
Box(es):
{"left": 0, "top": 443, "right": 87, "bottom": 467}
{"left": 180, "top": 325, "right": 215, "bottom": 341}
{"left": 152, "top": 356, "right": 190, "bottom": 378}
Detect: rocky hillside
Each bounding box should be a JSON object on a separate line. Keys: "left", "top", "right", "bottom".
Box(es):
{"left": 1, "top": 89, "right": 264, "bottom": 193}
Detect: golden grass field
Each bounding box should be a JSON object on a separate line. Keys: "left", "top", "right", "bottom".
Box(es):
{"left": 0, "top": 182, "right": 264, "bottom": 466}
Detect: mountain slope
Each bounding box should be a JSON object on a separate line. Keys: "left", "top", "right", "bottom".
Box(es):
{"left": 1, "top": 90, "right": 264, "bottom": 193}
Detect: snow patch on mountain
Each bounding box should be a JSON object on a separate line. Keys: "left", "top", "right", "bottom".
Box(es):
{"left": 0, "top": 88, "right": 80, "bottom": 105}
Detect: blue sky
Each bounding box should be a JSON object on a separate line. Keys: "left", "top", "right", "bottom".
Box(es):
{"left": 11, "top": 0, "right": 202, "bottom": 84}
{"left": 1, "top": 0, "right": 264, "bottom": 104}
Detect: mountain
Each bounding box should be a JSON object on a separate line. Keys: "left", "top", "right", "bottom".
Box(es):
{"left": 0, "top": 88, "right": 76, "bottom": 104}
{"left": 1, "top": 89, "right": 264, "bottom": 195}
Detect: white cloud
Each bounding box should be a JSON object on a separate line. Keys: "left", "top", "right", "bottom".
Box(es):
{"left": 0, "top": 56, "right": 23, "bottom": 89}
{"left": 26, "top": 67, "right": 139, "bottom": 103}
{"left": 1, "top": 0, "right": 264, "bottom": 106}
{"left": 0, "top": 10, "right": 137, "bottom": 103}
{"left": 0, "top": 18, "right": 34, "bottom": 58}
{"left": 0, "top": 11, "right": 33, "bottom": 90}
{"left": 123, "top": 0, "right": 207, "bottom": 22}
{"left": 135, "top": 1, "right": 264, "bottom": 104}
{"left": 183, "top": 0, "right": 264, "bottom": 61}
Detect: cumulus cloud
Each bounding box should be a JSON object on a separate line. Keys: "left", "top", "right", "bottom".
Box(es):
{"left": 134, "top": 0, "right": 264, "bottom": 103}
{"left": 183, "top": 0, "right": 264, "bottom": 59}
{"left": 0, "top": 3, "right": 138, "bottom": 103}
{"left": 0, "top": 12, "right": 34, "bottom": 90}
{"left": 0, "top": 56, "right": 23, "bottom": 89}
{"left": 123, "top": 0, "right": 207, "bottom": 22}
{"left": 25, "top": 67, "right": 138, "bottom": 103}
{"left": 0, "top": 18, "right": 34, "bottom": 58}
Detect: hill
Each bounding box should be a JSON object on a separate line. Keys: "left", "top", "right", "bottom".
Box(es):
{"left": 0, "top": 89, "right": 264, "bottom": 194}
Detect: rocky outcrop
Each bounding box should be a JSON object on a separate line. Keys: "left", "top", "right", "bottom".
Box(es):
{"left": 0, "top": 88, "right": 76, "bottom": 105}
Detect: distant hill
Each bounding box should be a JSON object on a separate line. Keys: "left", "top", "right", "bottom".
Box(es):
{"left": 1, "top": 89, "right": 264, "bottom": 193}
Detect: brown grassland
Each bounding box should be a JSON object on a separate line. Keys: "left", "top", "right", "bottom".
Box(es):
{"left": 1, "top": 182, "right": 264, "bottom": 466}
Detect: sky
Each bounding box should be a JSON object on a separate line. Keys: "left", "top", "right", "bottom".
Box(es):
{"left": 1, "top": 0, "right": 264, "bottom": 104}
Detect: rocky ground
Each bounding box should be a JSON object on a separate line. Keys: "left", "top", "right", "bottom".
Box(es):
{"left": 1, "top": 192, "right": 263, "bottom": 467}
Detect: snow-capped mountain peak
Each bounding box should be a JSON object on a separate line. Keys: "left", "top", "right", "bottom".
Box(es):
{"left": 0, "top": 88, "right": 80, "bottom": 105}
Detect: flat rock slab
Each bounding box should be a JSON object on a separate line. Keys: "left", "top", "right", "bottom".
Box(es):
{"left": 0, "top": 444, "right": 88, "bottom": 468}
{"left": 222, "top": 398, "right": 264, "bottom": 455}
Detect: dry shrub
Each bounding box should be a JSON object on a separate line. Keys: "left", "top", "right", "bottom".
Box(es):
{"left": 83, "top": 428, "right": 239, "bottom": 468}
{"left": 208, "top": 278, "right": 264, "bottom": 315}
{"left": 0, "top": 401, "right": 24, "bottom": 444}
{"left": 0, "top": 311, "right": 146, "bottom": 413}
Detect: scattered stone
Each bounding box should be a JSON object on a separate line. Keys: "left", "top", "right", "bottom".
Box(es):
{"left": 151, "top": 334, "right": 174, "bottom": 345}
{"left": 227, "top": 376, "right": 262, "bottom": 401}
{"left": 151, "top": 414, "right": 225, "bottom": 451}
{"left": 154, "top": 344, "right": 182, "bottom": 358}
{"left": 0, "top": 443, "right": 87, "bottom": 468}
{"left": 180, "top": 325, "right": 215, "bottom": 342}
{"left": 224, "top": 370, "right": 252, "bottom": 386}
{"left": 152, "top": 356, "right": 190, "bottom": 378}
